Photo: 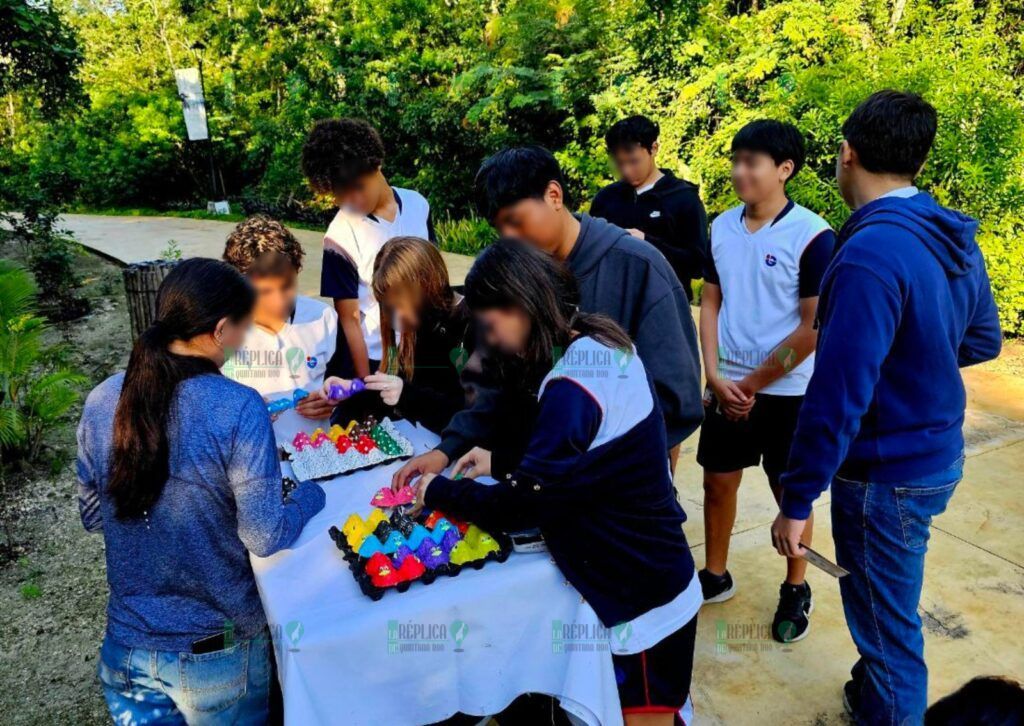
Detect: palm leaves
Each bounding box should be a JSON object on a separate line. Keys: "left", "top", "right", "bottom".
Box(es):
{"left": 0, "top": 261, "right": 85, "bottom": 460}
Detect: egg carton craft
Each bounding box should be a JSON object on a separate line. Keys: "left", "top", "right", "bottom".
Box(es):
{"left": 328, "top": 508, "right": 512, "bottom": 600}
{"left": 327, "top": 379, "right": 366, "bottom": 402}
{"left": 282, "top": 416, "right": 414, "bottom": 481}
{"left": 266, "top": 388, "right": 310, "bottom": 415}
{"left": 369, "top": 485, "right": 416, "bottom": 508}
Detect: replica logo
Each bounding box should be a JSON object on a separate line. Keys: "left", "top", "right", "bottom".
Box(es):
{"left": 764, "top": 253, "right": 778, "bottom": 267}
{"left": 285, "top": 347, "right": 305, "bottom": 376}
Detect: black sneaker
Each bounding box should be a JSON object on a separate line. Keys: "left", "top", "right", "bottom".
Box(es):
{"left": 842, "top": 679, "right": 859, "bottom": 720}
{"left": 772, "top": 581, "right": 813, "bottom": 643}
{"left": 698, "top": 568, "right": 736, "bottom": 604}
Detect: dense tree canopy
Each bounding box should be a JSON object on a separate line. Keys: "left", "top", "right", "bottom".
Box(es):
{"left": 0, "top": 0, "right": 82, "bottom": 116}
{"left": 1, "top": 0, "right": 1022, "bottom": 332}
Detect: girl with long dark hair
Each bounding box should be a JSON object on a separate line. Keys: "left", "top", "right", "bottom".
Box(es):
{"left": 409, "top": 241, "right": 701, "bottom": 725}
{"left": 323, "top": 236, "right": 469, "bottom": 434}
{"left": 77, "top": 258, "right": 326, "bottom": 724}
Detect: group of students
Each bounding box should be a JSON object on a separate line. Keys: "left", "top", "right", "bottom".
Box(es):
{"left": 76, "top": 88, "right": 1004, "bottom": 726}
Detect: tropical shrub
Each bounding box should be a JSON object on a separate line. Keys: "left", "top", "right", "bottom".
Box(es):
{"left": 0, "top": 261, "right": 87, "bottom": 463}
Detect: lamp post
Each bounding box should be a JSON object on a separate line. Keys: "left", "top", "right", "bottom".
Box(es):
{"left": 175, "top": 42, "right": 229, "bottom": 213}
{"left": 193, "top": 42, "right": 221, "bottom": 207}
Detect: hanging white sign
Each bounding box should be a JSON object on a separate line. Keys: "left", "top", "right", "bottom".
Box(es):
{"left": 174, "top": 67, "right": 209, "bottom": 141}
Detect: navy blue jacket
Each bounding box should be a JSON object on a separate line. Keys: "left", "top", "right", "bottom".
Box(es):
{"left": 780, "top": 193, "right": 1002, "bottom": 519}
{"left": 590, "top": 169, "right": 708, "bottom": 301}
{"left": 426, "top": 372, "right": 695, "bottom": 627}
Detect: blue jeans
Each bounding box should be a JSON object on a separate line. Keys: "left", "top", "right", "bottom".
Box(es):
{"left": 98, "top": 633, "right": 272, "bottom": 725}
{"left": 831, "top": 455, "right": 963, "bottom": 726}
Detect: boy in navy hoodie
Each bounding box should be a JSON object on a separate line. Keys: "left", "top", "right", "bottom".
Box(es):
{"left": 771, "top": 91, "right": 1002, "bottom": 724}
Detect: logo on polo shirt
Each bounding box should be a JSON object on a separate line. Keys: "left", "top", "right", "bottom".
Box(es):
{"left": 305, "top": 355, "right": 318, "bottom": 369}
{"left": 764, "top": 253, "right": 778, "bottom": 267}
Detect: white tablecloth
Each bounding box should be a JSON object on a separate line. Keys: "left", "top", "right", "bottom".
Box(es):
{"left": 251, "top": 420, "right": 623, "bottom": 726}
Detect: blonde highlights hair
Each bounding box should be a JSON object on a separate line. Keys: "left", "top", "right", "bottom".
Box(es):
{"left": 372, "top": 237, "right": 454, "bottom": 379}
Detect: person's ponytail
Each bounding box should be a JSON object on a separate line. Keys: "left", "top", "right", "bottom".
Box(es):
{"left": 109, "top": 259, "right": 254, "bottom": 520}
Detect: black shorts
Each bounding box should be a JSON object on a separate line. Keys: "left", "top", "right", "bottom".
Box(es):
{"left": 612, "top": 615, "right": 697, "bottom": 718}
{"left": 696, "top": 391, "right": 804, "bottom": 485}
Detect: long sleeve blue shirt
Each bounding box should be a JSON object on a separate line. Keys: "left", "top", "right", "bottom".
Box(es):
{"left": 780, "top": 193, "right": 1001, "bottom": 519}
{"left": 76, "top": 372, "right": 325, "bottom": 652}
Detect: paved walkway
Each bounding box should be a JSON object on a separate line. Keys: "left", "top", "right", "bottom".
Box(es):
{"left": 61, "top": 214, "right": 1024, "bottom": 724}
{"left": 59, "top": 213, "right": 474, "bottom": 295}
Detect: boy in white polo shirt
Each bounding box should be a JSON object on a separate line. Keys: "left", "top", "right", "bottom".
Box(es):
{"left": 221, "top": 215, "right": 339, "bottom": 444}
{"left": 697, "top": 120, "right": 835, "bottom": 643}
{"left": 301, "top": 118, "right": 434, "bottom": 380}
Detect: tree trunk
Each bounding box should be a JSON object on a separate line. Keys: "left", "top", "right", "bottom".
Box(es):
{"left": 890, "top": 0, "right": 908, "bottom": 32}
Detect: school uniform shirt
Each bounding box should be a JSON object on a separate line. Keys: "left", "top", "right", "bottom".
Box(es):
{"left": 426, "top": 335, "right": 700, "bottom": 636}
{"left": 320, "top": 187, "right": 433, "bottom": 361}
{"left": 221, "top": 296, "right": 337, "bottom": 443}
{"left": 705, "top": 200, "right": 835, "bottom": 395}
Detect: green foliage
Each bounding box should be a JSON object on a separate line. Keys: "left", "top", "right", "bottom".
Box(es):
{"left": 435, "top": 214, "right": 497, "bottom": 256}
{"left": 0, "top": 0, "right": 1022, "bottom": 332}
{"left": 1, "top": 207, "right": 91, "bottom": 321}
{"left": 16, "top": 557, "right": 44, "bottom": 598}
{"left": 159, "top": 239, "right": 183, "bottom": 261}
{"left": 0, "top": 261, "right": 87, "bottom": 463}
{"left": 0, "top": 0, "right": 82, "bottom": 117}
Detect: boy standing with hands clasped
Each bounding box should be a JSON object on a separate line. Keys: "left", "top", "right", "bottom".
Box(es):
{"left": 698, "top": 120, "right": 835, "bottom": 643}
{"left": 301, "top": 118, "right": 435, "bottom": 380}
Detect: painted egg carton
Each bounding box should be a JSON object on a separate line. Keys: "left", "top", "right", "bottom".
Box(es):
{"left": 328, "top": 508, "right": 512, "bottom": 601}
{"left": 281, "top": 417, "right": 415, "bottom": 481}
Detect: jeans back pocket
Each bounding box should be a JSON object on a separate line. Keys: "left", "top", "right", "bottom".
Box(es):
{"left": 178, "top": 640, "right": 249, "bottom": 714}
{"left": 894, "top": 479, "right": 960, "bottom": 550}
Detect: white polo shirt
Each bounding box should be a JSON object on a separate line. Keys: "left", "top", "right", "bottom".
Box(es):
{"left": 707, "top": 200, "right": 835, "bottom": 395}
{"left": 222, "top": 295, "right": 338, "bottom": 443}
{"left": 320, "top": 187, "right": 431, "bottom": 361}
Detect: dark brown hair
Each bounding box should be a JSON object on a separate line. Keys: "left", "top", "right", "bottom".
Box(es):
{"left": 301, "top": 118, "right": 385, "bottom": 194}
{"left": 464, "top": 239, "right": 632, "bottom": 379}
{"left": 372, "top": 236, "right": 456, "bottom": 380}
{"left": 223, "top": 214, "right": 305, "bottom": 276}
{"left": 109, "top": 259, "right": 255, "bottom": 520}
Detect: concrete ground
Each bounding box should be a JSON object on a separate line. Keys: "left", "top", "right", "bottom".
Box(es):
{"left": 60, "top": 213, "right": 1024, "bottom": 724}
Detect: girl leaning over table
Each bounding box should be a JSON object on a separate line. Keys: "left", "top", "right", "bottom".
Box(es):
{"left": 408, "top": 240, "right": 702, "bottom": 725}
{"left": 76, "top": 258, "right": 326, "bottom": 724}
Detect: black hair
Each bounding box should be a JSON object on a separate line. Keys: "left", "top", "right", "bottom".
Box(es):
{"left": 842, "top": 90, "right": 937, "bottom": 177}
{"left": 464, "top": 239, "right": 632, "bottom": 381}
{"left": 473, "top": 146, "right": 571, "bottom": 221}
{"left": 731, "top": 119, "right": 806, "bottom": 181}
{"left": 109, "top": 258, "right": 255, "bottom": 520}
{"left": 301, "top": 118, "right": 385, "bottom": 194}
{"left": 605, "top": 115, "right": 660, "bottom": 153}
{"left": 223, "top": 214, "right": 305, "bottom": 276}
{"left": 925, "top": 676, "right": 1024, "bottom": 726}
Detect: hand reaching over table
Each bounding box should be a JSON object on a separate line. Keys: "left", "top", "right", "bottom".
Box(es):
{"left": 409, "top": 472, "right": 436, "bottom": 516}
{"left": 453, "top": 447, "right": 492, "bottom": 480}
{"left": 392, "top": 450, "right": 449, "bottom": 491}
{"left": 364, "top": 373, "right": 404, "bottom": 406}
{"left": 295, "top": 389, "right": 335, "bottom": 420}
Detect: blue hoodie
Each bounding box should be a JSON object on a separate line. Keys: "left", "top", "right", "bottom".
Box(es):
{"left": 780, "top": 192, "right": 1001, "bottom": 519}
